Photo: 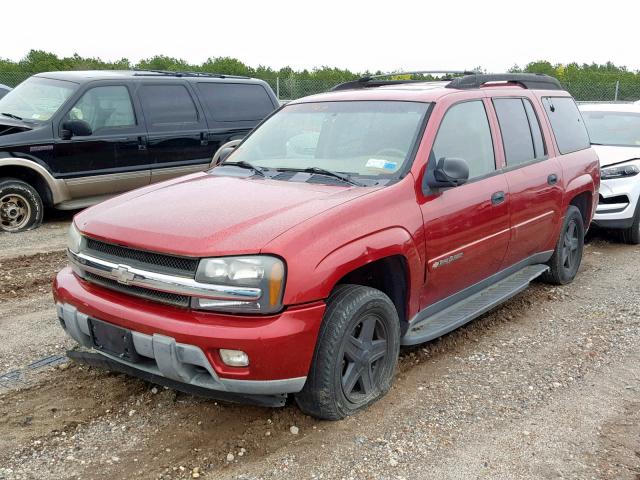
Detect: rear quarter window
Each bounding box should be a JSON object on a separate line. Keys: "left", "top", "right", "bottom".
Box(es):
{"left": 196, "top": 82, "right": 275, "bottom": 122}
{"left": 542, "top": 97, "right": 590, "bottom": 154}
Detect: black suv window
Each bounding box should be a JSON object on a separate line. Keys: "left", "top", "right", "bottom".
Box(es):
{"left": 139, "top": 84, "right": 199, "bottom": 126}
{"left": 67, "top": 86, "right": 135, "bottom": 132}
{"left": 542, "top": 97, "right": 590, "bottom": 154}
{"left": 432, "top": 100, "right": 495, "bottom": 179}
{"left": 493, "top": 98, "right": 546, "bottom": 166}
{"left": 196, "top": 82, "right": 275, "bottom": 122}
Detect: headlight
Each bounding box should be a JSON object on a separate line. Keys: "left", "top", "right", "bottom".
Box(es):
{"left": 192, "top": 256, "right": 285, "bottom": 314}
{"left": 67, "top": 222, "right": 84, "bottom": 253}
{"left": 601, "top": 164, "right": 639, "bottom": 180}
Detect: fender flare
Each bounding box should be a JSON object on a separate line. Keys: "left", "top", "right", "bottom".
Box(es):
{"left": 296, "top": 227, "right": 423, "bottom": 314}
{"left": 564, "top": 173, "right": 596, "bottom": 219}
{"left": 0, "top": 158, "right": 69, "bottom": 205}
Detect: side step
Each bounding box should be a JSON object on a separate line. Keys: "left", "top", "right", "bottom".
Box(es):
{"left": 402, "top": 264, "right": 549, "bottom": 346}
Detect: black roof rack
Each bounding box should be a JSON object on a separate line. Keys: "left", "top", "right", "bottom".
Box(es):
{"left": 331, "top": 70, "right": 477, "bottom": 91}
{"left": 446, "top": 73, "right": 562, "bottom": 90}
{"left": 132, "top": 69, "right": 250, "bottom": 80}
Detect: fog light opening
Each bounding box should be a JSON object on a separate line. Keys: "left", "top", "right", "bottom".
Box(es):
{"left": 219, "top": 349, "right": 249, "bottom": 367}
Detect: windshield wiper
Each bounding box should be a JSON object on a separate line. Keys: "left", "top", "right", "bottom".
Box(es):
{"left": 1, "top": 112, "right": 23, "bottom": 121}
{"left": 222, "top": 161, "right": 266, "bottom": 177}
{"left": 277, "top": 167, "right": 364, "bottom": 186}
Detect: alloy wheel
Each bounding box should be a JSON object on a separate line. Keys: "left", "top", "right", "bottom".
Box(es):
{"left": 340, "top": 313, "right": 389, "bottom": 403}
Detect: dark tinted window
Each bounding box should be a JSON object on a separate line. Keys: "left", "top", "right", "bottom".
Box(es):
{"left": 523, "top": 99, "right": 545, "bottom": 158}
{"left": 197, "top": 83, "right": 275, "bottom": 122}
{"left": 494, "top": 98, "right": 535, "bottom": 166}
{"left": 542, "top": 97, "right": 590, "bottom": 154}
{"left": 432, "top": 101, "right": 495, "bottom": 179}
{"left": 139, "top": 84, "right": 198, "bottom": 126}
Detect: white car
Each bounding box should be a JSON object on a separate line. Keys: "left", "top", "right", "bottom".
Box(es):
{"left": 0, "top": 84, "right": 10, "bottom": 99}
{"left": 580, "top": 103, "right": 640, "bottom": 244}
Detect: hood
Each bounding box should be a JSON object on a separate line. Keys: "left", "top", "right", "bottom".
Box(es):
{"left": 591, "top": 145, "right": 640, "bottom": 167}
{"left": 76, "top": 172, "right": 378, "bottom": 257}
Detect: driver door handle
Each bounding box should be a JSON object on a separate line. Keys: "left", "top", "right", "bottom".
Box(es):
{"left": 491, "top": 191, "right": 506, "bottom": 205}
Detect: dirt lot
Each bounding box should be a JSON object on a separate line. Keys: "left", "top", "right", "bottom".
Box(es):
{"left": 0, "top": 218, "right": 638, "bottom": 480}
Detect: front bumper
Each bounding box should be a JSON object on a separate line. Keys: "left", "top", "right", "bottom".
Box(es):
{"left": 593, "top": 176, "right": 640, "bottom": 229}
{"left": 54, "top": 267, "right": 326, "bottom": 397}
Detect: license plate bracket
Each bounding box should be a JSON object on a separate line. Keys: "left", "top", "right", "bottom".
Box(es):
{"left": 89, "top": 318, "right": 141, "bottom": 363}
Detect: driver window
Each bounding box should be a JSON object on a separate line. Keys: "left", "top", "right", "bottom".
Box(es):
{"left": 431, "top": 101, "right": 495, "bottom": 179}
{"left": 66, "top": 86, "right": 135, "bottom": 133}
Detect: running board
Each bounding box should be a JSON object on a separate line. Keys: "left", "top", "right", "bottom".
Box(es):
{"left": 402, "top": 264, "right": 549, "bottom": 346}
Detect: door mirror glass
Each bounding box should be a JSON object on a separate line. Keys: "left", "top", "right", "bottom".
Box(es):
{"left": 218, "top": 146, "right": 235, "bottom": 164}
{"left": 426, "top": 157, "right": 470, "bottom": 189}
{"left": 210, "top": 139, "right": 242, "bottom": 166}
{"left": 62, "top": 119, "right": 93, "bottom": 138}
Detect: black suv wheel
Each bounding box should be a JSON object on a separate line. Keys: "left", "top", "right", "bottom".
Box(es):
{"left": 542, "top": 205, "right": 584, "bottom": 285}
{"left": 296, "top": 284, "right": 400, "bottom": 420}
{"left": 0, "top": 178, "right": 43, "bottom": 233}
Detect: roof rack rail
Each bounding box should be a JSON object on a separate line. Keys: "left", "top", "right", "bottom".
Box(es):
{"left": 446, "top": 73, "right": 562, "bottom": 90}
{"left": 331, "top": 70, "right": 477, "bottom": 91}
{"left": 132, "top": 69, "right": 250, "bottom": 80}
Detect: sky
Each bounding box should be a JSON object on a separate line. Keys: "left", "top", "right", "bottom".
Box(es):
{"left": 3, "top": 0, "right": 639, "bottom": 73}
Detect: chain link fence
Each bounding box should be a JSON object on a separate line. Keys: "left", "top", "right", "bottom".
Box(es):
{"left": 0, "top": 71, "right": 32, "bottom": 88}
{"left": 1, "top": 70, "right": 639, "bottom": 103}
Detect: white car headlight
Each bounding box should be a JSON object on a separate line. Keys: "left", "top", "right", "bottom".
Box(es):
{"left": 67, "top": 222, "right": 84, "bottom": 254}
{"left": 193, "top": 256, "right": 285, "bottom": 314}
{"left": 601, "top": 164, "right": 639, "bottom": 180}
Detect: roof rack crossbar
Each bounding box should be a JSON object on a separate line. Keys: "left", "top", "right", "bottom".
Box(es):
{"left": 331, "top": 70, "right": 478, "bottom": 91}
{"left": 446, "top": 73, "right": 562, "bottom": 91}
{"left": 132, "top": 69, "right": 249, "bottom": 80}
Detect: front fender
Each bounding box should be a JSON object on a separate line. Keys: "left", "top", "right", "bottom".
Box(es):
{"left": 0, "top": 156, "right": 69, "bottom": 204}
{"left": 284, "top": 227, "right": 423, "bottom": 316}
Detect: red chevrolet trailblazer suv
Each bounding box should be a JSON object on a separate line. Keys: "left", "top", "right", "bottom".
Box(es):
{"left": 54, "top": 72, "right": 599, "bottom": 420}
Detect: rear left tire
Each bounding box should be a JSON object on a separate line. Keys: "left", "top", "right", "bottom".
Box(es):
{"left": 542, "top": 205, "right": 584, "bottom": 285}
{"left": 295, "top": 284, "right": 400, "bottom": 420}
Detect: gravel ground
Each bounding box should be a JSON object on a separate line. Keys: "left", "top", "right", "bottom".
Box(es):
{"left": 0, "top": 232, "right": 638, "bottom": 480}
{"left": 0, "top": 210, "right": 73, "bottom": 260}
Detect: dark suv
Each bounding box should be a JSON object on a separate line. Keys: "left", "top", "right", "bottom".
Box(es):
{"left": 0, "top": 70, "right": 278, "bottom": 232}
{"left": 55, "top": 73, "right": 599, "bottom": 419}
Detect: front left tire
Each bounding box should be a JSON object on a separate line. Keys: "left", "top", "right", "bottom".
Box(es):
{"left": 0, "top": 178, "right": 43, "bottom": 233}
{"left": 295, "top": 284, "right": 400, "bottom": 420}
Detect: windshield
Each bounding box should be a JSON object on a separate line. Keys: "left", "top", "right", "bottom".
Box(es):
{"left": 228, "top": 101, "right": 430, "bottom": 181}
{"left": 0, "top": 77, "right": 78, "bottom": 122}
{"left": 582, "top": 110, "right": 640, "bottom": 147}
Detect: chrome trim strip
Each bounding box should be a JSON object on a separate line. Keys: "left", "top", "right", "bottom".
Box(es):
{"left": 68, "top": 250, "right": 262, "bottom": 301}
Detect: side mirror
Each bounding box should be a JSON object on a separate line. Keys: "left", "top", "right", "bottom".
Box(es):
{"left": 210, "top": 139, "right": 242, "bottom": 167}
{"left": 426, "top": 157, "right": 470, "bottom": 189}
{"left": 61, "top": 120, "right": 92, "bottom": 139}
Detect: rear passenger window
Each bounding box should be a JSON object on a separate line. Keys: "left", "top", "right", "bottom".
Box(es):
{"left": 542, "top": 97, "right": 590, "bottom": 154}
{"left": 431, "top": 100, "right": 495, "bottom": 180}
{"left": 139, "top": 84, "right": 199, "bottom": 126}
{"left": 196, "top": 83, "right": 275, "bottom": 122}
{"left": 493, "top": 98, "right": 546, "bottom": 166}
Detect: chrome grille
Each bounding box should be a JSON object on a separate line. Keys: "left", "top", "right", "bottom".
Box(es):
{"left": 85, "top": 238, "right": 198, "bottom": 276}
{"left": 85, "top": 272, "right": 190, "bottom": 308}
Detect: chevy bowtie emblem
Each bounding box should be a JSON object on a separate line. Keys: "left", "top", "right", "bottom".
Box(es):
{"left": 113, "top": 265, "right": 135, "bottom": 285}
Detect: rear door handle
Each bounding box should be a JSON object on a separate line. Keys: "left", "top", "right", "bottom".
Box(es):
{"left": 137, "top": 136, "right": 147, "bottom": 151}
{"left": 547, "top": 173, "right": 558, "bottom": 185}
{"left": 491, "top": 191, "right": 505, "bottom": 205}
